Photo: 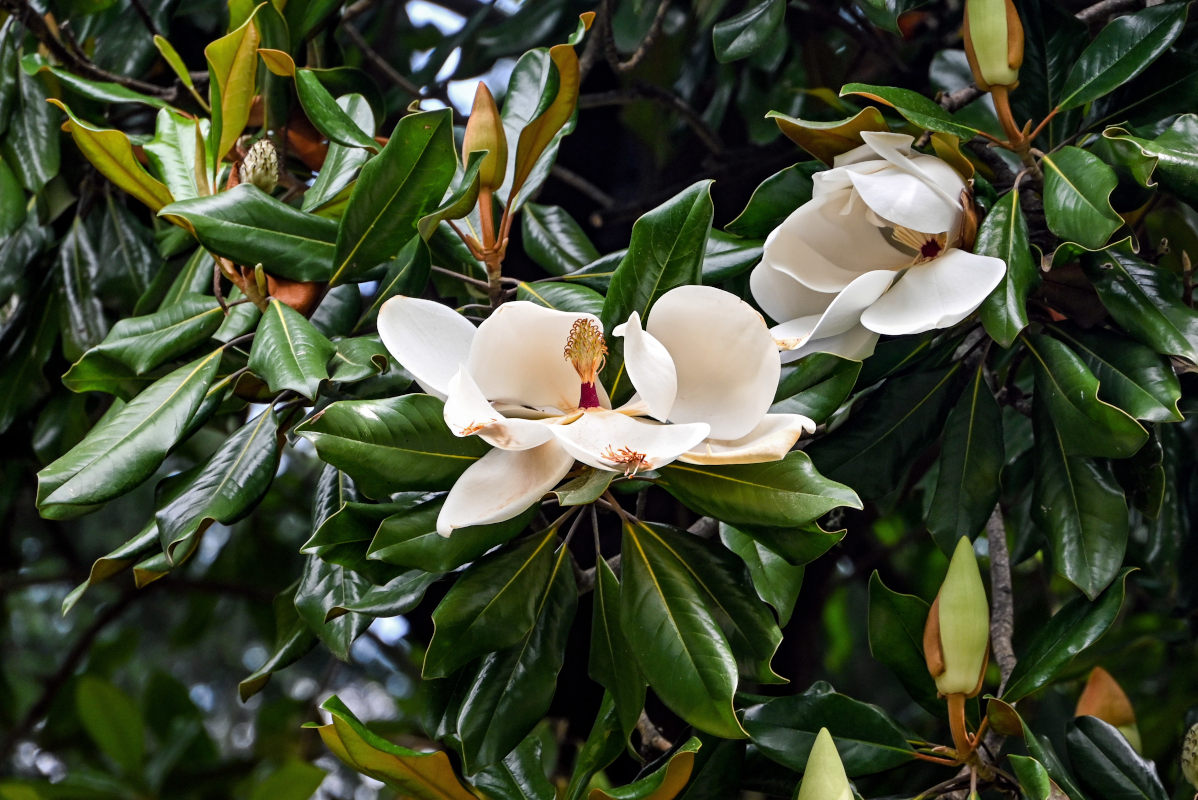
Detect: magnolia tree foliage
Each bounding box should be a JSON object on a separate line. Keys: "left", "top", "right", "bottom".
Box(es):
{"left": 2, "top": 0, "right": 1198, "bottom": 798}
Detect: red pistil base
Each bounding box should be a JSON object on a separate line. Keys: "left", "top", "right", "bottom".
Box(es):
{"left": 579, "top": 381, "right": 601, "bottom": 409}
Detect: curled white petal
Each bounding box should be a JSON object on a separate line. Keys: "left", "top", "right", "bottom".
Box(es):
{"left": 614, "top": 311, "right": 677, "bottom": 422}
{"left": 770, "top": 270, "right": 896, "bottom": 351}
{"left": 679, "top": 413, "right": 815, "bottom": 465}
{"left": 646, "top": 285, "right": 779, "bottom": 441}
{"left": 436, "top": 442, "right": 575, "bottom": 536}
{"left": 750, "top": 253, "right": 834, "bottom": 325}
{"left": 550, "top": 410, "right": 709, "bottom": 474}
{"left": 778, "top": 323, "right": 880, "bottom": 363}
{"left": 443, "top": 369, "right": 555, "bottom": 450}
{"left": 377, "top": 296, "right": 476, "bottom": 399}
{"left": 860, "top": 248, "right": 1007, "bottom": 336}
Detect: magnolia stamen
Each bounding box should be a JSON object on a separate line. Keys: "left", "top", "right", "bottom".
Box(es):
{"left": 564, "top": 318, "right": 607, "bottom": 409}
{"left": 602, "top": 445, "right": 650, "bottom": 477}
{"left": 891, "top": 226, "right": 952, "bottom": 265}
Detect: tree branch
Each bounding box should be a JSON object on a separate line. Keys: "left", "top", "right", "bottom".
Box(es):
{"left": 986, "top": 506, "right": 1017, "bottom": 693}
{"left": 579, "top": 84, "right": 723, "bottom": 154}
{"left": 1076, "top": 0, "right": 1143, "bottom": 23}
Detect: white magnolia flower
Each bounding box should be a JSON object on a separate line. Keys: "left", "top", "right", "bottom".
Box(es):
{"left": 378, "top": 285, "right": 813, "bottom": 536}
{"left": 750, "top": 130, "right": 1006, "bottom": 361}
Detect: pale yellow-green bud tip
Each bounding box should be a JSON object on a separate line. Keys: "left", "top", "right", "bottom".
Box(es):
{"left": 796, "top": 728, "right": 852, "bottom": 800}
{"left": 963, "top": 0, "right": 1024, "bottom": 91}
{"left": 926, "top": 537, "right": 990, "bottom": 697}
{"left": 1182, "top": 722, "right": 1198, "bottom": 791}
{"left": 463, "top": 82, "right": 507, "bottom": 191}
{"left": 241, "top": 139, "right": 279, "bottom": 193}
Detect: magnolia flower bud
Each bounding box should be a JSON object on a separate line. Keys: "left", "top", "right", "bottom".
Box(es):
{"left": 796, "top": 728, "right": 852, "bottom": 800}
{"left": 963, "top": 0, "right": 1024, "bottom": 91}
{"left": 462, "top": 82, "right": 507, "bottom": 191}
{"left": 924, "top": 537, "right": 990, "bottom": 697}
{"left": 1183, "top": 722, "right": 1198, "bottom": 791}
{"left": 241, "top": 139, "right": 279, "bottom": 193}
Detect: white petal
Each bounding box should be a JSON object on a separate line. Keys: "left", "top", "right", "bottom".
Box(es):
{"left": 466, "top": 301, "right": 598, "bottom": 411}
{"left": 833, "top": 132, "right": 914, "bottom": 167}
{"left": 749, "top": 256, "right": 834, "bottom": 325}
{"left": 436, "top": 442, "right": 575, "bottom": 536}
{"left": 764, "top": 192, "right": 909, "bottom": 293}
{"left": 614, "top": 311, "right": 677, "bottom": 422}
{"left": 377, "top": 296, "right": 476, "bottom": 399}
{"left": 778, "top": 323, "right": 880, "bottom": 363}
{"left": 550, "top": 410, "right": 709, "bottom": 473}
{"left": 771, "top": 270, "right": 896, "bottom": 349}
{"left": 848, "top": 130, "right": 965, "bottom": 232}
{"left": 860, "top": 248, "right": 1007, "bottom": 335}
{"left": 443, "top": 369, "right": 555, "bottom": 450}
{"left": 679, "top": 414, "right": 815, "bottom": 465}
{"left": 646, "top": 285, "right": 779, "bottom": 441}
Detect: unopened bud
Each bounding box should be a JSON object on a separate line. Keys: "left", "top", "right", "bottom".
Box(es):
{"left": 924, "top": 537, "right": 990, "bottom": 697}
{"left": 1182, "top": 722, "right": 1198, "bottom": 791}
{"left": 796, "top": 728, "right": 852, "bottom": 800}
{"left": 963, "top": 0, "right": 1024, "bottom": 91}
{"left": 462, "top": 82, "right": 507, "bottom": 191}
{"left": 1076, "top": 667, "right": 1141, "bottom": 753}
{"left": 241, "top": 139, "right": 279, "bottom": 193}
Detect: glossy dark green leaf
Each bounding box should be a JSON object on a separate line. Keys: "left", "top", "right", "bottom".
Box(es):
{"left": 0, "top": 17, "right": 19, "bottom": 137}
{"left": 1012, "top": 1, "right": 1088, "bottom": 147}
{"left": 423, "top": 529, "right": 558, "bottom": 679}
{"left": 1065, "top": 716, "right": 1168, "bottom": 800}
{"left": 741, "top": 682, "right": 914, "bottom": 775}
{"left": 325, "top": 570, "right": 440, "bottom": 620}
{"left": 416, "top": 151, "right": 485, "bottom": 241}
{"left": 3, "top": 72, "right": 60, "bottom": 192}
{"left": 1031, "top": 402, "right": 1129, "bottom": 599}
{"left": 600, "top": 181, "right": 714, "bottom": 400}
{"left": 65, "top": 295, "right": 223, "bottom": 382}
{"left": 551, "top": 466, "right": 614, "bottom": 506}
{"left": 866, "top": 572, "right": 940, "bottom": 715}
{"left": 295, "top": 555, "right": 372, "bottom": 661}
{"left": 589, "top": 557, "right": 646, "bottom": 747}
{"left": 37, "top": 350, "right": 222, "bottom": 519}
{"left": 0, "top": 155, "right": 24, "bottom": 239}
{"left": 62, "top": 520, "right": 159, "bottom": 614}
{"left": 590, "top": 738, "right": 702, "bottom": 800}
{"left": 772, "top": 353, "right": 862, "bottom": 424}
{"left": 0, "top": 294, "right": 57, "bottom": 435}
{"left": 367, "top": 498, "right": 536, "bottom": 573}
{"left": 928, "top": 365, "right": 1003, "bottom": 551}
{"left": 563, "top": 696, "right": 625, "bottom": 800}
{"left": 249, "top": 761, "right": 327, "bottom": 800}
{"left": 1057, "top": 4, "right": 1188, "bottom": 111}
{"left": 978, "top": 190, "right": 1039, "bottom": 347}
{"left": 57, "top": 217, "right": 108, "bottom": 362}
{"left": 356, "top": 237, "right": 432, "bottom": 331}
{"left": 719, "top": 525, "right": 803, "bottom": 627}
{"left": 620, "top": 520, "right": 744, "bottom": 739}
{"left": 100, "top": 196, "right": 158, "bottom": 297}
{"left": 453, "top": 544, "right": 577, "bottom": 773}
{"left": 1040, "top": 147, "right": 1123, "bottom": 250}
{"left": 768, "top": 107, "right": 890, "bottom": 166}
{"left": 304, "top": 94, "right": 376, "bottom": 212}
{"left": 329, "top": 335, "right": 389, "bottom": 383}
{"left": 1104, "top": 114, "right": 1198, "bottom": 207}
{"left": 296, "top": 394, "right": 488, "bottom": 498}
{"left": 1084, "top": 249, "right": 1198, "bottom": 363}
{"left": 248, "top": 299, "right": 335, "bottom": 398}
{"left": 840, "top": 82, "right": 978, "bottom": 139}
{"left": 296, "top": 69, "right": 378, "bottom": 151}
{"left": 658, "top": 451, "right": 861, "bottom": 531}
{"left": 516, "top": 281, "right": 604, "bottom": 316}
{"left": 76, "top": 675, "right": 144, "bottom": 775}
{"left": 155, "top": 409, "right": 280, "bottom": 563}
{"left": 470, "top": 735, "right": 556, "bottom": 800}
{"left": 332, "top": 109, "right": 456, "bottom": 286}
{"left": 1054, "top": 327, "right": 1181, "bottom": 423}
{"left": 161, "top": 185, "right": 338, "bottom": 282}
{"left": 725, "top": 162, "right": 816, "bottom": 239}
{"left": 805, "top": 366, "right": 958, "bottom": 500}
{"left": 521, "top": 203, "right": 600, "bottom": 275}
{"left": 713, "top": 0, "right": 784, "bottom": 63}
{"left": 730, "top": 523, "right": 846, "bottom": 568}
{"left": 0, "top": 208, "right": 48, "bottom": 306}
{"left": 143, "top": 108, "right": 205, "bottom": 202}
{"left": 1002, "top": 569, "right": 1131, "bottom": 701}
{"left": 700, "top": 230, "right": 761, "bottom": 284}
{"left": 1008, "top": 755, "right": 1070, "bottom": 800}
{"left": 1026, "top": 334, "right": 1147, "bottom": 458}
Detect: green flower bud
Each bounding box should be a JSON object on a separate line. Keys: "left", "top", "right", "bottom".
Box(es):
{"left": 963, "top": 0, "right": 1024, "bottom": 91}
{"left": 925, "top": 537, "right": 990, "bottom": 697}
{"left": 1183, "top": 722, "right": 1198, "bottom": 791}
{"left": 796, "top": 728, "right": 852, "bottom": 800}
{"left": 462, "top": 82, "right": 507, "bottom": 191}
{"left": 241, "top": 139, "right": 279, "bottom": 194}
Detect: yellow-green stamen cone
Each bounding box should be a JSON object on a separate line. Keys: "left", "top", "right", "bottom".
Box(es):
{"left": 1183, "top": 722, "right": 1198, "bottom": 791}
{"left": 963, "top": 0, "right": 1024, "bottom": 90}
{"left": 795, "top": 728, "right": 852, "bottom": 800}
{"left": 241, "top": 139, "right": 279, "bottom": 193}
{"left": 928, "top": 537, "right": 990, "bottom": 697}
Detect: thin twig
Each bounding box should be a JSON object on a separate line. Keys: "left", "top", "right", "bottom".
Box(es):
{"left": 636, "top": 710, "right": 673, "bottom": 754}
{"left": 550, "top": 164, "right": 614, "bottom": 209}
{"left": 579, "top": 84, "right": 724, "bottom": 154}
{"left": 1076, "top": 0, "right": 1142, "bottom": 23}
{"left": 986, "top": 505, "right": 1017, "bottom": 693}
{"left": 939, "top": 85, "right": 983, "bottom": 112}
{"left": 339, "top": 22, "right": 423, "bottom": 98}
{"left": 601, "top": 0, "right": 671, "bottom": 73}
{"left": 127, "top": 0, "right": 161, "bottom": 37}
{"left": 431, "top": 264, "right": 494, "bottom": 291}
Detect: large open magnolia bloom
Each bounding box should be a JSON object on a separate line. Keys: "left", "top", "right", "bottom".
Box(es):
{"left": 378, "top": 286, "right": 813, "bottom": 535}
{"left": 750, "top": 131, "right": 1006, "bottom": 361}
